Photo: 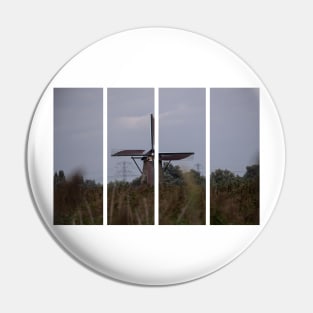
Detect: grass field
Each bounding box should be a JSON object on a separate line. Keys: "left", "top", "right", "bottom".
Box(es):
{"left": 108, "top": 167, "right": 206, "bottom": 225}
{"left": 54, "top": 172, "right": 103, "bottom": 225}
{"left": 210, "top": 166, "right": 259, "bottom": 225}
{"left": 54, "top": 166, "right": 258, "bottom": 225}
{"left": 107, "top": 182, "right": 154, "bottom": 225}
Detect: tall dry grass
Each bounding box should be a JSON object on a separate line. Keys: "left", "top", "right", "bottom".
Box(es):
{"left": 54, "top": 174, "right": 103, "bottom": 225}
{"left": 159, "top": 171, "right": 206, "bottom": 225}
{"left": 210, "top": 177, "right": 259, "bottom": 225}
{"left": 108, "top": 169, "right": 205, "bottom": 225}
{"left": 107, "top": 182, "right": 154, "bottom": 225}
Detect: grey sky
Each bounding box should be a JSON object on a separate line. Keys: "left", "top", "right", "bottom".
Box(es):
{"left": 107, "top": 88, "right": 154, "bottom": 181}
{"left": 54, "top": 88, "right": 103, "bottom": 182}
{"left": 210, "top": 88, "right": 259, "bottom": 175}
{"left": 159, "top": 88, "right": 206, "bottom": 175}
{"left": 54, "top": 88, "right": 257, "bottom": 183}
{"left": 107, "top": 88, "right": 206, "bottom": 181}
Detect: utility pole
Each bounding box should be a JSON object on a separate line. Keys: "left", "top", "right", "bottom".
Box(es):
{"left": 195, "top": 163, "right": 201, "bottom": 173}
{"left": 122, "top": 161, "right": 127, "bottom": 181}
{"left": 115, "top": 161, "right": 134, "bottom": 181}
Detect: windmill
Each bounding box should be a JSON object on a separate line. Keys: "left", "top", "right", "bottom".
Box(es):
{"left": 111, "top": 114, "right": 194, "bottom": 185}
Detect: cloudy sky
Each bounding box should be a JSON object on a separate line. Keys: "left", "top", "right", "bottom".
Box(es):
{"left": 159, "top": 88, "right": 206, "bottom": 175}
{"left": 210, "top": 88, "right": 259, "bottom": 175}
{"left": 54, "top": 87, "right": 258, "bottom": 183}
{"left": 107, "top": 88, "right": 154, "bottom": 181}
{"left": 107, "top": 88, "right": 206, "bottom": 181}
{"left": 54, "top": 88, "right": 103, "bottom": 182}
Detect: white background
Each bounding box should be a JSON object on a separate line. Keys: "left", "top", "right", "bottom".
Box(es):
{"left": 0, "top": 1, "right": 312, "bottom": 312}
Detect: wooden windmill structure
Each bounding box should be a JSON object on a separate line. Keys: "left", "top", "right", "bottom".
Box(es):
{"left": 111, "top": 114, "right": 194, "bottom": 185}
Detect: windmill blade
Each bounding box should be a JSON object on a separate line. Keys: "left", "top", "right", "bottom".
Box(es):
{"left": 159, "top": 152, "right": 194, "bottom": 161}
{"left": 143, "top": 149, "right": 154, "bottom": 157}
{"left": 150, "top": 113, "right": 154, "bottom": 150}
{"left": 112, "top": 149, "right": 145, "bottom": 157}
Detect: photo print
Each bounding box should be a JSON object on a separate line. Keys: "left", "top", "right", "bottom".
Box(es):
{"left": 159, "top": 88, "right": 206, "bottom": 225}
{"left": 53, "top": 87, "right": 259, "bottom": 226}
{"left": 107, "top": 88, "right": 155, "bottom": 225}
{"left": 210, "top": 88, "right": 260, "bottom": 225}
{"left": 54, "top": 88, "right": 103, "bottom": 225}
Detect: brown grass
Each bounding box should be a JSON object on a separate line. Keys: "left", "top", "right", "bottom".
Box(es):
{"left": 54, "top": 174, "right": 103, "bottom": 225}
{"left": 107, "top": 183, "right": 154, "bottom": 225}
{"left": 107, "top": 171, "right": 206, "bottom": 225}
{"left": 210, "top": 181, "right": 259, "bottom": 225}
{"left": 159, "top": 172, "right": 206, "bottom": 225}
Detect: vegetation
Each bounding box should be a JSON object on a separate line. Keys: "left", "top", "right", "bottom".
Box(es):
{"left": 159, "top": 164, "right": 206, "bottom": 225}
{"left": 54, "top": 164, "right": 258, "bottom": 226}
{"left": 54, "top": 171, "right": 103, "bottom": 225}
{"left": 108, "top": 164, "right": 206, "bottom": 225}
{"left": 108, "top": 182, "right": 154, "bottom": 225}
{"left": 210, "top": 165, "right": 259, "bottom": 225}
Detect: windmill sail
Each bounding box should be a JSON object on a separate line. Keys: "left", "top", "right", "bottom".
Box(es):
{"left": 111, "top": 114, "right": 194, "bottom": 185}
{"left": 159, "top": 152, "right": 194, "bottom": 161}
{"left": 112, "top": 150, "right": 145, "bottom": 156}
{"left": 151, "top": 113, "right": 154, "bottom": 150}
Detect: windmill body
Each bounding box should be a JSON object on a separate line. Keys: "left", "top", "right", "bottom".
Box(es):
{"left": 111, "top": 114, "right": 194, "bottom": 185}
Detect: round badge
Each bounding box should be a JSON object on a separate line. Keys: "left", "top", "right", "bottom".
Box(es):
{"left": 27, "top": 28, "right": 285, "bottom": 285}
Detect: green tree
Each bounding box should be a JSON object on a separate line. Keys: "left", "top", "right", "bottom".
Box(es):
{"left": 243, "top": 164, "right": 259, "bottom": 180}
{"left": 211, "top": 169, "right": 237, "bottom": 191}
{"left": 163, "top": 163, "right": 184, "bottom": 185}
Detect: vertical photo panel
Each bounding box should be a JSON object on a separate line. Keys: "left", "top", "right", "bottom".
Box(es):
{"left": 210, "top": 88, "right": 260, "bottom": 225}
{"left": 159, "top": 88, "right": 206, "bottom": 225}
{"left": 107, "top": 88, "right": 154, "bottom": 225}
{"left": 54, "top": 88, "right": 103, "bottom": 225}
